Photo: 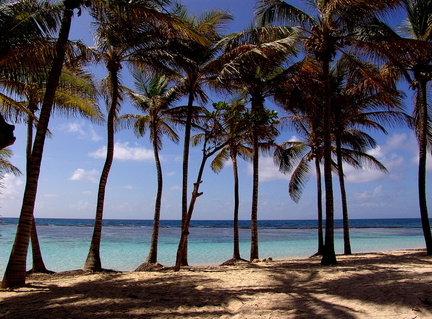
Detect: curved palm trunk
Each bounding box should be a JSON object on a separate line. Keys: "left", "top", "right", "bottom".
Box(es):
{"left": 83, "top": 63, "right": 119, "bottom": 272}
{"left": 30, "top": 216, "right": 50, "bottom": 273}
{"left": 1, "top": 5, "right": 74, "bottom": 288}
{"left": 175, "top": 150, "right": 207, "bottom": 271}
{"left": 26, "top": 107, "right": 49, "bottom": 273}
{"left": 321, "top": 57, "right": 337, "bottom": 266}
{"left": 139, "top": 134, "right": 163, "bottom": 267}
{"left": 417, "top": 80, "right": 432, "bottom": 255}
{"left": 315, "top": 157, "right": 324, "bottom": 256}
{"left": 231, "top": 150, "right": 241, "bottom": 260}
{"left": 179, "top": 91, "right": 195, "bottom": 267}
{"left": 336, "top": 136, "right": 351, "bottom": 255}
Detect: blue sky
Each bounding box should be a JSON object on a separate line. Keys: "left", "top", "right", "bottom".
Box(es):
{"left": 0, "top": 0, "right": 430, "bottom": 221}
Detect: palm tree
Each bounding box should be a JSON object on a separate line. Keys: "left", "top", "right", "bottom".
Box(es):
{"left": 210, "top": 99, "right": 252, "bottom": 264}
{"left": 168, "top": 5, "right": 233, "bottom": 266}
{"left": 2, "top": 0, "right": 90, "bottom": 289}
{"left": 212, "top": 24, "right": 297, "bottom": 261}
{"left": 174, "top": 103, "right": 254, "bottom": 271}
{"left": 329, "top": 57, "right": 405, "bottom": 255}
{"left": 0, "top": 0, "right": 59, "bottom": 150}
{"left": 274, "top": 116, "right": 326, "bottom": 256}
{"left": 116, "top": 69, "right": 183, "bottom": 270}
{"left": 394, "top": 0, "right": 432, "bottom": 254}
{"left": 83, "top": 0, "right": 190, "bottom": 271}
{"left": 15, "top": 65, "right": 100, "bottom": 273}
{"left": 256, "top": 0, "right": 405, "bottom": 265}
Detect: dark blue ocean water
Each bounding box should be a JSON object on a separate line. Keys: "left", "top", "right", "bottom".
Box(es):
{"left": 0, "top": 218, "right": 429, "bottom": 274}
{"left": 0, "top": 217, "right": 426, "bottom": 229}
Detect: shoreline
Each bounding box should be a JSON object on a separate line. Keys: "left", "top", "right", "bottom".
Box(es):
{"left": 1, "top": 248, "right": 431, "bottom": 318}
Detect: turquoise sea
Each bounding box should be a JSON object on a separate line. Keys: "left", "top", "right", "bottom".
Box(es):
{"left": 0, "top": 218, "right": 429, "bottom": 274}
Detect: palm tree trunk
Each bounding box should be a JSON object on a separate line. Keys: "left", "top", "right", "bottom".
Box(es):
{"left": 26, "top": 106, "right": 50, "bottom": 273}
{"left": 321, "top": 57, "right": 337, "bottom": 265}
{"left": 336, "top": 136, "right": 351, "bottom": 255}
{"left": 175, "top": 150, "right": 207, "bottom": 271}
{"left": 315, "top": 157, "right": 324, "bottom": 256}
{"left": 30, "top": 216, "right": 50, "bottom": 273}
{"left": 231, "top": 150, "right": 241, "bottom": 260}
{"left": 250, "top": 93, "right": 263, "bottom": 262}
{"left": 143, "top": 136, "right": 163, "bottom": 265}
{"left": 180, "top": 91, "right": 195, "bottom": 267}
{"left": 1, "top": 4, "right": 74, "bottom": 288}
{"left": 417, "top": 80, "right": 432, "bottom": 255}
{"left": 83, "top": 62, "right": 119, "bottom": 272}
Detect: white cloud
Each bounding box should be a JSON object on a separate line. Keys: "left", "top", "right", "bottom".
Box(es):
{"left": 344, "top": 133, "right": 412, "bottom": 183}
{"left": 89, "top": 142, "right": 154, "bottom": 161}
{"left": 166, "top": 171, "right": 176, "bottom": 177}
{"left": 0, "top": 173, "right": 23, "bottom": 199}
{"left": 247, "top": 156, "right": 291, "bottom": 183}
{"left": 69, "top": 168, "right": 99, "bottom": 183}
{"left": 170, "top": 185, "right": 181, "bottom": 191}
{"left": 69, "top": 200, "right": 93, "bottom": 212}
{"left": 123, "top": 185, "right": 133, "bottom": 190}
{"left": 63, "top": 121, "right": 102, "bottom": 142}
{"left": 353, "top": 185, "right": 386, "bottom": 200}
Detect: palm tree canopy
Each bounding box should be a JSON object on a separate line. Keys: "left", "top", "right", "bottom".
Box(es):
{"left": 116, "top": 69, "right": 184, "bottom": 149}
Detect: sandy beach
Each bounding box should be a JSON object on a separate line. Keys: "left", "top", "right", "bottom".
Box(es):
{"left": 0, "top": 249, "right": 431, "bottom": 318}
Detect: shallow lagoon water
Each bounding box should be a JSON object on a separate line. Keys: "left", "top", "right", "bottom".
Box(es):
{"left": 0, "top": 218, "right": 428, "bottom": 274}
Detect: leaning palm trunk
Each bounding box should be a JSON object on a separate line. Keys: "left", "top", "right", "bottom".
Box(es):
{"left": 30, "top": 216, "right": 50, "bottom": 273}
{"left": 26, "top": 106, "right": 50, "bottom": 273}
{"left": 336, "top": 137, "right": 351, "bottom": 255}
{"left": 1, "top": 5, "right": 75, "bottom": 288}
{"left": 83, "top": 64, "right": 119, "bottom": 272}
{"left": 175, "top": 136, "right": 231, "bottom": 271}
{"left": 417, "top": 80, "right": 432, "bottom": 254}
{"left": 175, "top": 152, "right": 207, "bottom": 271}
{"left": 136, "top": 135, "right": 163, "bottom": 270}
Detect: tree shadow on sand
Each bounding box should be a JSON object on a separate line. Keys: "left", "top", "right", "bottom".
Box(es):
{"left": 0, "top": 250, "right": 431, "bottom": 318}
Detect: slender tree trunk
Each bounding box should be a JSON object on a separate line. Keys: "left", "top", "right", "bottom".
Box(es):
{"left": 336, "top": 136, "right": 351, "bottom": 255}
{"left": 2, "top": 5, "right": 74, "bottom": 288}
{"left": 83, "top": 62, "right": 119, "bottom": 272}
{"left": 30, "top": 216, "right": 50, "bottom": 273}
{"left": 321, "top": 57, "right": 337, "bottom": 266}
{"left": 231, "top": 150, "right": 241, "bottom": 260}
{"left": 180, "top": 91, "right": 195, "bottom": 266}
{"left": 417, "top": 80, "right": 432, "bottom": 255}
{"left": 315, "top": 157, "right": 324, "bottom": 256}
{"left": 175, "top": 151, "right": 207, "bottom": 271}
{"left": 141, "top": 136, "right": 163, "bottom": 266}
{"left": 26, "top": 106, "right": 50, "bottom": 273}
{"left": 250, "top": 94, "right": 263, "bottom": 262}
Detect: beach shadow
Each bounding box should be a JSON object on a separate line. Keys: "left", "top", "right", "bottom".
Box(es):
{"left": 258, "top": 250, "right": 432, "bottom": 318}
{"left": 0, "top": 251, "right": 431, "bottom": 318}
{"left": 0, "top": 269, "right": 238, "bottom": 318}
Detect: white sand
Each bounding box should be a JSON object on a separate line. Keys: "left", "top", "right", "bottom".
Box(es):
{"left": 1, "top": 249, "right": 431, "bottom": 318}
